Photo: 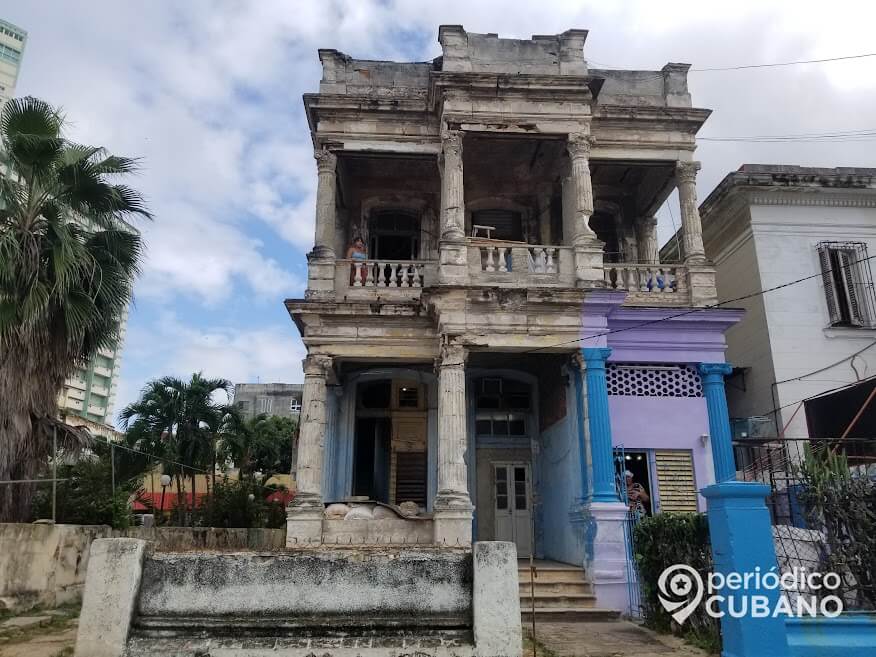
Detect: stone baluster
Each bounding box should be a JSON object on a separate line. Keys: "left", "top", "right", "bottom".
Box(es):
{"left": 388, "top": 263, "right": 398, "bottom": 288}
{"left": 378, "top": 262, "right": 388, "bottom": 287}
{"left": 498, "top": 248, "right": 509, "bottom": 273}
{"left": 677, "top": 161, "right": 707, "bottom": 263}
{"left": 484, "top": 248, "right": 495, "bottom": 272}
{"left": 546, "top": 248, "right": 556, "bottom": 274}
{"left": 433, "top": 343, "right": 473, "bottom": 545}
{"left": 412, "top": 264, "right": 422, "bottom": 288}
{"left": 352, "top": 262, "right": 363, "bottom": 287}
{"left": 364, "top": 262, "right": 374, "bottom": 287}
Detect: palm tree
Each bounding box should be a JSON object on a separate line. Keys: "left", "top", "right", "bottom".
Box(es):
{"left": 120, "top": 373, "right": 231, "bottom": 525}
{"left": 0, "top": 98, "right": 150, "bottom": 522}
{"left": 218, "top": 413, "right": 296, "bottom": 482}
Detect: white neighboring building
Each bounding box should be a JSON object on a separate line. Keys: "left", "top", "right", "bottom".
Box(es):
{"left": 0, "top": 18, "right": 26, "bottom": 104}
{"left": 691, "top": 165, "right": 876, "bottom": 448}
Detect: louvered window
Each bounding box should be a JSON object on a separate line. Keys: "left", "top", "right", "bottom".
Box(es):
{"left": 817, "top": 242, "right": 876, "bottom": 328}
{"left": 654, "top": 450, "right": 698, "bottom": 513}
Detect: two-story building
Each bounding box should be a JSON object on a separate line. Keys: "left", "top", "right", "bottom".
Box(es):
{"left": 285, "top": 25, "right": 743, "bottom": 614}
{"left": 695, "top": 165, "right": 876, "bottom": 468}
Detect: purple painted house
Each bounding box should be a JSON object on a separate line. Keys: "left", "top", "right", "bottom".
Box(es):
{"left": 286, "top": 25, "right": 744, "bottom": 617}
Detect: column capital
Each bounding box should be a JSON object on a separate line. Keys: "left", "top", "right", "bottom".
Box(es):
{"left": 675, "top": 160, "right": 701, "bottom": 184}
{"left": 441, "top": 129, "right": 463, "bottom": 158}
{"left": 581, "top": 347, "right": 612, "bottom": 365}
{"left": 567, "top": 132, "right": 594, "bottom": 160}
{"left": 314, "top": 148, "right": 337, "bottom": 173}
{"left": 641, "top": 215, "right": 658, "bottom": 229}
{"left": 698, "top": 362, "right": 733, "bottom": 379}
{"left": 438, "top": 342, "right": 467, "bottom": 368}
{"left": 302, "top": 354, "right": 333, "bottom": 377}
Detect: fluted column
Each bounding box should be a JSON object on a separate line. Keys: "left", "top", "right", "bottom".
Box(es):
{"left": 677, "top": 161, "right": 706, "bottom": 263}
{"left": 290, "top": 355, "right": 333, "bottom": 507}
{"left": 636, "top": 216, "right": 660, "bottom": 264}
{"left": 582, "top": 347, "right": 617, "bottom": 502}
{"left": 567, "top": 133, "right": 597, "bottom": 245}
{"left": 432, "top": 342, "right": 473, "bottom": 545}
{"left": 435, "top": 343, "right": 470, "bottom": 507}
{"left": 698, "top": 362, "right": 737, "bottom": 483}
{"left": 440, "top": 130, "right": 465, "bottom": 242}
{"left": 312, "top": 149, "right": 338, "bottom": 259}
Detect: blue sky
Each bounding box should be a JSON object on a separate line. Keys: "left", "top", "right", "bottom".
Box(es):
{"left": 4, "top": 1, "right": 875, "bottom": 424}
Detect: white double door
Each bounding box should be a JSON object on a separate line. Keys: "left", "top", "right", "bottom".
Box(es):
{"left": 493, "top": 462, "right": 532, "bottom": 558}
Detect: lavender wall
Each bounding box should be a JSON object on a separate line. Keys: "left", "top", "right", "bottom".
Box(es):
{"left": 609, "top": 396, "right": 715, "bottom": 510}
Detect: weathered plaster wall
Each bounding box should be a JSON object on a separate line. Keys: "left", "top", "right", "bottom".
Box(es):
{"left": 609, "top": 396, "right": 714, "bottom": 509}
{"left": 137, "top": 549, "right": 472, "bottom": 624}
{"left": 0, "top": 523, "right": 109, "bottom": 610}
{"left": 0, "top": 524, "right": 284, "bottom": 610}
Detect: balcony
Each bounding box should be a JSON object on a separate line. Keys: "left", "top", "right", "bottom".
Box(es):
{"left": 604, "top": 263, "right": 691, "bottom": 306}
{"left": 335, "top": 259, "right": 438, "bottom": 300}
{"left": 467, "top": 240, "right": 576, "bottom": 288}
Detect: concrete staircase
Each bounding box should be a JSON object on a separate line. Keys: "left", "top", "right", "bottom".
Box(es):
{"left": 518, "top": 561, "right": 621, "bottom": 622}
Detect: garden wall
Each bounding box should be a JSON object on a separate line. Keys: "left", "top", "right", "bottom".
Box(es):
{"left": 0, "top": 523, "right": 285, "bottom": 611}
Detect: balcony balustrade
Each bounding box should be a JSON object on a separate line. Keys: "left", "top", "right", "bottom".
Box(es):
{"left": 336, "top": 259, "right": 437, "bottom": 298}
{"left": 604, "top": 263, "right": 690, "bottom": 304}
{"left": 468, "top": 240, "right": 576, "bottom": 287}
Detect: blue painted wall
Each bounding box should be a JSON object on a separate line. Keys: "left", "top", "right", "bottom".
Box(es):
{"left": 786, "top": 614, "right": 876, "bottom": 657}
{"left": 537, "top": 375, "right": 586, "bottom": 566}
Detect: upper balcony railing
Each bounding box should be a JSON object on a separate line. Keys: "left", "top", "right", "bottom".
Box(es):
{"left": 332, "top": 247, "right": 697, "bottom": 306}
{"left": 467, "top": 240, "right": 576, "bottom": 288}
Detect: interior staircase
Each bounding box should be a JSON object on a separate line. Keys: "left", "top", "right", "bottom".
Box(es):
{"left": 518, "top": 560, "right": 621, "bottom": 622}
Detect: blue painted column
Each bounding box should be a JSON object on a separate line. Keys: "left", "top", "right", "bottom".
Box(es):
{"left": 698, "top": 362, "right": 737, "bottom": 483}
{"left": 702, "top": 482, "right": 790, "bottom": 657}
{"left": 582, "top": 347, "right": 617, "bottom": 502}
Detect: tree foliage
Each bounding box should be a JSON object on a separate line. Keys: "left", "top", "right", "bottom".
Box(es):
{"left": 218, "top": 413, "right": 296, "bottom": 481}
{"left": 0, "top": 97, "right": 150, "bottom": 521}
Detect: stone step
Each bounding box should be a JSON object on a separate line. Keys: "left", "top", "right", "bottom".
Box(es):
{"left": 517, "top": 567, "right": 587, "bottom": 584}
{"left": 518, "top": 580, "right": 593, "bottom": 596}
{"left": 521, "top": 607, "right": 622, "bottom": 623}
{"left": 519, "top": 593, "right": 597, "bottom": 609}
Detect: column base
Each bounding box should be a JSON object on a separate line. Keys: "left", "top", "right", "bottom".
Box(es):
{"left": 286, "top": 493, "right": 325, "bottom": 547}
{"left": 574, "top": 239, "right": 606, "bottom": 287}
{"left": 433, "top": 492, "right": 474, "bottom": 546}
{"left": 438, "top": 240, "right": 469, "bottom": 285}
{"left": 585, "top": 501, "right": 631, "bottom": 614}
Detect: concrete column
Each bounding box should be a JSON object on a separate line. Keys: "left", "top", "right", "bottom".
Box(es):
{"left": 676, "top": 161, "right": 706, "bottom": 263}
{"left": 312, "top": 149, "right": 338, "bottom": 259}
{"left": 702, "top": 482, "right": 790, "bottom": 657}
{"left": 434, "top": 342, "right": 473, "bottom": 545}
{"left": 582, "top": 347, "right": 617, "bottom": 502}
{"left": 440, "top": 130, "right": 465, "bottom": 241}
{"left": 567, "top": 133, "right": 597, "bottom": 245}
{"left": 636, "top": 216, "right": 660, "bottom": 264}
{"left": 537, "top": 184, "right": 552, "bottom": 245}
{"left": 286, "top": 354, "right": 332, "bottom": 546}
{"left": 698, "top": 362, "right": 737, "bottom": 483}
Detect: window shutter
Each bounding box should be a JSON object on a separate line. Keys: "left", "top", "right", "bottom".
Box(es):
{"left": 654, "top": 450, "right": 698, "bottom": 513}
{"left": 838, "top": 251, "right": 865, "bottom": 326}
{"left": 818, "top": 245, "right": 842, "bottom": 325}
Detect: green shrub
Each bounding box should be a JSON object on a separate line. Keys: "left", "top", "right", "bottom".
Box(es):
{"left": 633, "top": 512, "right": 720, "bottom": 652}
{"left": 196, "top": 479, "right": 288, "bottom": 529}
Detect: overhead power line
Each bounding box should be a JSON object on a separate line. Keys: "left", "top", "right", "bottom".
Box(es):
{"left": 520, "top": 252, "right": 876, "bottom": 356}
{"left": 691, "top": 52, "right": 876, "bottom": 72}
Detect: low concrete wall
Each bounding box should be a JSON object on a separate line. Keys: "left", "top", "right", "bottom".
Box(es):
{"left": 0, "top": 523, "right": 110, "bottom": 610}
{"left": 786, "top": 614, "right": 876, "bottom": 657}
{"left": 0, "top": 523, "right": 285, "bottom": 610}
{"left": 75, "top": 541, "right": 522, "bottom": 657}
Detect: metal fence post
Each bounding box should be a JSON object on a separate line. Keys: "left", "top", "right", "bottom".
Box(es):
{"left": 111, "top": 442, "right": 115, "bottom": 493}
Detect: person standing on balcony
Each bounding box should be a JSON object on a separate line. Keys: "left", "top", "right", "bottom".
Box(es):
{"left": 346, "top": 236, "right": 368, "bottom": 284}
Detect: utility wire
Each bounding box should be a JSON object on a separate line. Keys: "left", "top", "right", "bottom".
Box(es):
{"left": 520, "top": 252, "right": 876, "bottom": 355}
{"left": 692, "top": 52, "right": 876, "bottom": 72}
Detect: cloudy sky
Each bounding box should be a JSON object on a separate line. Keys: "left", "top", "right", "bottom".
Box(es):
{"left": 4, "top": 1, "right": 875, "bottom": 423}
